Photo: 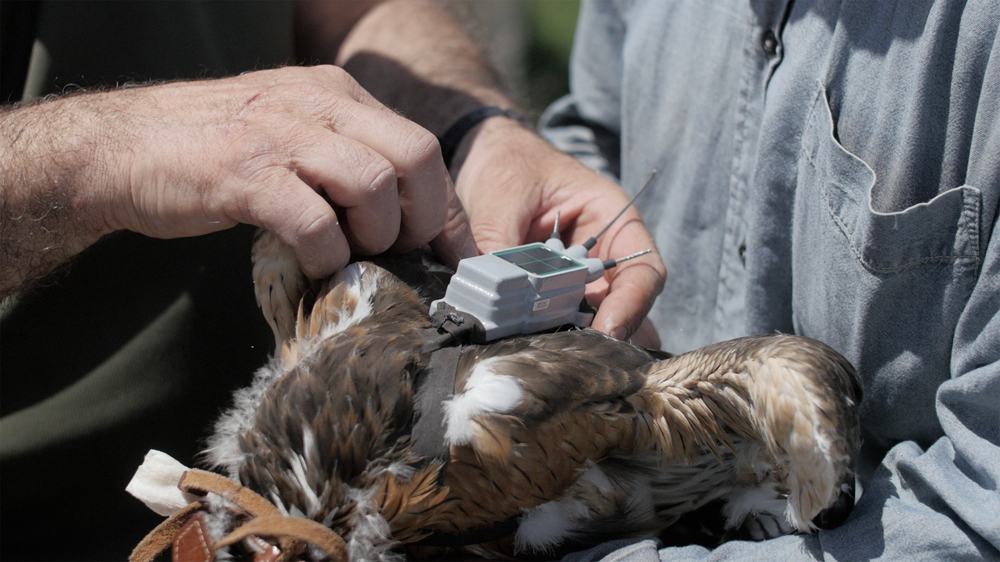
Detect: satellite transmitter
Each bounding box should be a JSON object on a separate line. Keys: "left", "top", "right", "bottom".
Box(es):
{"left": 430, "top": 171, "right": 656, "bottom": 342}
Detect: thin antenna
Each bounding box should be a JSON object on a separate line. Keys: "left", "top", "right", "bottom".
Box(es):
{"left": 602, "top": 248, "right": 653, "bottom": 271}
{"left": 583, "top": 170, "right": 657, "bottom": 250}
{"left": 550, "top": 210, "right": 561, "bottom": 240}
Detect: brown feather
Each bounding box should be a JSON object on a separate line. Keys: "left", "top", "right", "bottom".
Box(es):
{"left": 200, "top": 244, "right": 863, "bottom": 560}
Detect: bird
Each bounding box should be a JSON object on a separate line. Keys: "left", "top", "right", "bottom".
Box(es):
{"left": 133, "top": 229, "right": 862, "bottom": 562}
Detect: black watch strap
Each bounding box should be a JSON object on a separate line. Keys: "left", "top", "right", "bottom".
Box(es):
{"left": 437, "top": 106, "right": 523, "bottom": 169}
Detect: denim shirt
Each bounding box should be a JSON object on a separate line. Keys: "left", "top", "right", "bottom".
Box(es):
{"left": 541, "top": 0, "right": 1000, "bottom": 559}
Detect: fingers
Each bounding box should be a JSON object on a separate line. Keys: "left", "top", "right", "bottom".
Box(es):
{"left": 450, "top": 122, "right": 666, "bottom": 340}
{"left": 107, "top": 67, "right": 455, "bottom": 278}
{"left": 454, "top": 165, "right": 540, "bottom": 254}
{"left": 308, "top": 73, "right": 450, "bottom": 252}
{"left": 343, "top": 118, "right": 446, "bottom": 252}
{"left": 292, "top": 126, "right": 401, "bottom": 255}
{"left": 241, "top": 172, "right": 352, "bottom": 279}
{"left": 429, "top": 182, "right": 478, "bottom": 268}
{"left": 591, "top": 259, "right": 665, "bottom": 341}
{"left": 251, "top": 67, "right": 452, "bottom": 272}
{"left": 590, "top": 218, "right": 667, "bottom": 342}
{"left": 630, "top": 318, "right": 662, "bottom": 350}
{"left": 469, "top": 205, "right": 535, "bottom": 254}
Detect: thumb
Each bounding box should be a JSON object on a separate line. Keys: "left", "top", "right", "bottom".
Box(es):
{"left": 467, "top": 200, "right": 532, "bottom": 255}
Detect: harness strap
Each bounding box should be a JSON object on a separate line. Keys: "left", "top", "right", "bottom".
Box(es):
{"left": 215, "top": 516, "right": 348, "bottom": 562}
{"left": 411, "top": 345, "right": 462, "bottom": 462}
{"left": 130, "top": 501, "right": 204, "bottom": 562}
{"left": 411, "top": 306, "right": 485, "bottom": 464}
{"left": 178, "top": 469, "right": 281, "bottom": 518}
{"left": 409, "top": 308, "right": 531, "bottom": 547}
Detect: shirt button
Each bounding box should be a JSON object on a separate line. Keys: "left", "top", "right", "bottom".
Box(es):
{"left": 738, "top": 242, "right": 747, "bottom": 265}
{"left": 761, "top": 29, "right": 779, "bottom": 58}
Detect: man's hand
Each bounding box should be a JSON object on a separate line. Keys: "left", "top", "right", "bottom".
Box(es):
{"left": 322, "top": 0, "right": 664, "bottom": 345}
{"left": 453, "top": 118, "right": 667, "bottom": 347}
{"left": 1, "top": 65, "right": 472, "bottom": 296}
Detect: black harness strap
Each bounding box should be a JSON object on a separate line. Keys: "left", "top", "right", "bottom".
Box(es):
{"left": 410, "top": 308, "right": 528, "bottom": 546}
{"left": 411, "top": 305, "right": 486, "bottom": 462}
{"left": 411, "top": 345, "right": 462, "bottom": 462}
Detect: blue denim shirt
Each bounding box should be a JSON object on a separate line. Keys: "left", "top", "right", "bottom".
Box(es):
{"left": 542, "top": 0, "right": 1000, "bottom": 559}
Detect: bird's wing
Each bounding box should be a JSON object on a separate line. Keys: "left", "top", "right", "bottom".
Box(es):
{"left": 251, "top": 228, "right": 309, "bottom": 351}
{"left": 635, "top": 334, "right": 862, "bottom": 531}
{"left": 445, "top": 329, "right": 655, "bottom": 456}
{"left": 417, "top": 329, "right": 656, "bottom": 535}
{"left": 505, "top": 334, "right": 861, "bottom": 554}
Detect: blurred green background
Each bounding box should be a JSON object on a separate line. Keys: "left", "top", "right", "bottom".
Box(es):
{"left": 525, "top": 0, "right": 580, "bottom": 115}
{"left": 458, "top": 0, "right": 579, "bottom": 119}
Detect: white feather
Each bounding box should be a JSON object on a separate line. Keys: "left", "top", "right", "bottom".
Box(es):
{"left": 203, "top": 356, "right": 286, "bottom": 479}
{"left": 515, "top": 497, "right": 589, "bottom": 552}
{"left": 318, "top": 263, "right": 374, "bottom": 342}
{"left": 722, "top": 481, "right": 791, "bottom": 532}
{"left": 204, "top": 263, "right": 381, "bottom": 480}
{"left": 344, "top": 486, "right": 403, "bottom": 562}
{"left": 443, "top": 357, "right": 525, "bottom": 446}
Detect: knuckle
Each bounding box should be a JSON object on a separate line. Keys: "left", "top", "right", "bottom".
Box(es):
{"left": 221, "top": 128, "right": 284, "bottom": 180}
{"left": 316, "top": 64, "right": 349, "bottom": 81}
{"left": 316, "top": 65, "right": 369, "bottom": 101}
{"left": 296, "top": 207, "right": 338, "bottom": 244}
{"left": 359, "top": 159, "right": 398, "bottom": 201}
{"left": 402, "top": 127, "right": 443, "bottom": 171}
{"left": 343, "top": 76, "right": 373, "bottom": 104}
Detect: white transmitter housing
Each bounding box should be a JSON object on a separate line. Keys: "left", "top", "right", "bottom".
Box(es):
{"left": 429, "top": 240, "right": 606, "bottom": 342}
{"left": 430, "top": 171, "right": 657, "bottom": 342}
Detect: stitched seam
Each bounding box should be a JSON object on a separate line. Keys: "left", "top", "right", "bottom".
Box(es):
{"left": 172, "top": 520, "right": 211, "bottom": 562}
{"left": 802, "top": 88, "right": 977, "bottom": 274}
{"left": 817, "top": 183, "right": 976, "bottom": 273}
{"left": 714, "top": 15, "right": 756, "bottom": 338}
{"left": 961, "top": 187, "right": 983, "bottom": 273}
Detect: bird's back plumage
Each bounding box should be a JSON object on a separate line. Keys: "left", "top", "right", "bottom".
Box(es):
{"left": 192, "top": 231, "right": 863, "bottom": 561}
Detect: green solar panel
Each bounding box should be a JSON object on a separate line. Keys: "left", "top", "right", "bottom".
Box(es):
{"left": 494, "top": 243, "right": 584, "bottom": 276}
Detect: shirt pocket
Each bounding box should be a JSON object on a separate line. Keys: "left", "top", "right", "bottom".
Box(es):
{"left": 791, "top": 85, "right": 983, "bottom": 451}
{"left": 798, "top": 84, "right": 981, "bottom": 274}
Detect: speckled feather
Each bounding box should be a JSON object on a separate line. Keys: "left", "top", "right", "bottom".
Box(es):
{"left": 205, "top": 230, "right": 862, "bottom": 560}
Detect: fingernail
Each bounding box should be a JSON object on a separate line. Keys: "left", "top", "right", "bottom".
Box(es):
{"left": 611, "top": 326, "right": 628, "bottom": 340}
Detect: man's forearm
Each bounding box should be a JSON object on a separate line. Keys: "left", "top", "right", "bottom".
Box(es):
{"left": 305, "top": 0, "right": 516, "bottom": 138}
{"left": 0, "top": 97, "right": 117, "bottom": 297}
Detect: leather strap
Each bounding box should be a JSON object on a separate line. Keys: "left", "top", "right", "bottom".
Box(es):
{"left": 129, "top": 501, "right": 204, "bottom": 562}
{"left": 178, "top": 469, "right": 282, "bottom": 518}
{"left": 216, "top": 516, "right": 349, "bottom": 562}
{"left": 178, "top": 469, "right": 306, "bottom": 558}
{"left": 173, "top": 512, "right": 216, "bottom": 562}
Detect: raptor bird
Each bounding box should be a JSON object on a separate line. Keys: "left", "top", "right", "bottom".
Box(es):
{"left": 128, "top": 229, "right": 861, "bottom": 562}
